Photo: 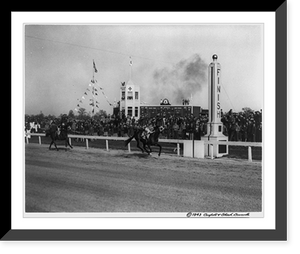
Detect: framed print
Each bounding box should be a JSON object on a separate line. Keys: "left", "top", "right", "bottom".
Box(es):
{"left": 5, "top": 2, "right": 287, "bottom": 241}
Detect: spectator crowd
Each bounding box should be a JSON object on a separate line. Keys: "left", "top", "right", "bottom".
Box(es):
{"left": 25, "top": 108, "right": 262, "bottom": 142}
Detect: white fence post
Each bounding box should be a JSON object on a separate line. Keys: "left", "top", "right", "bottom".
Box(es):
{"left": 69, "top": 138, "right": 72, "bottom": 146}
{"left": 106, "top": 140, "right": 109, "bottom": 151}
{"left": 26, "top": 135, "right": 29, "bottom": 144}
{"left": 38, "top": 136, "right": 41, "bottom": 145}
{"left": 210, "top": 144, "right": 214, "bottom": 159}
{"left": 128, "top": 142, "right": 131, "bottom": 152}
{"left": 177, "top": 142, "right": 180, "bottom": 156}
{"left": 248, "top": 146, "right": 252, "bottom": 162}
{"left": 85, "top": 138, "right": 89, "bottom": 149}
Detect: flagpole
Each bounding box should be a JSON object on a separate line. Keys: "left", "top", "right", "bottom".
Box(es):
{"left": 129, "top": 56, "right": 132, "bottom": 80}
{"left": 92, "top": 59, "right": 94, "bottom": 82}
{"left": 92, "top": 60, "right": 95, "bottom": 118}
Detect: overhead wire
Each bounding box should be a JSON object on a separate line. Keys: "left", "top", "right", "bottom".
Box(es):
{"left": 221, "top": 83, "right": 236, "bottom": 112}
{"left": 25, "top": 35, "right": 174, "bottom": 65}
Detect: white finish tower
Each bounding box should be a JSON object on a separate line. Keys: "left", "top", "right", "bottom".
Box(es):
{"left": 202, "top": 54, "right": 228, "bottom": 157}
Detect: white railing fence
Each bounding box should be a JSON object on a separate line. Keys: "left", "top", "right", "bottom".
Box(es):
{"left": 204, "top": 140, "right": 262, "bottom": 162}
{"left": 25, "top": 133, "right": 261, "bottom": 162}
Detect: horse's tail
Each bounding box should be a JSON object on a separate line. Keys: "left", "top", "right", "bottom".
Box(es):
{"left": 124, "top": 134, "right": 135, "bottom": 147}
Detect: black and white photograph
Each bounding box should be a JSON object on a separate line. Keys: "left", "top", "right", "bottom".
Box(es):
{"left": 24, "top": 24, "right": 263, "bottom": 216}
{"left": 5, "top": 2, "right": 291, "bottom": 245}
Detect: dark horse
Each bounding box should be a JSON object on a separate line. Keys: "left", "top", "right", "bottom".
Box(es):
{"left": 45, "top": 122, "right": 73, "bottom": 151}
{"left": 124, "top": 126, "right": 164, "bottom": 156}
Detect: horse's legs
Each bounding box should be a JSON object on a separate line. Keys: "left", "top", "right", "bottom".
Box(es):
{"left": 68, "top": 139, "right": 73, "bottom": 149}
{"left": 136, "top": 140, "right": 144, "bottom": 153}
{"left": 49, "top": 141, "right": 53, "bottom": 150}
{"left": 146, "top": 143, "right": 162, "bottom": 156}
{"left": 156, "top": 143, "right": 162, "bottom": 156}
{"left": 141, "top": 141, "right": 150, "bottom": 154}
{"left": 148, "top": 145, "right": 152, "bottom": 155}
{"left": 65, "top": 139, "right": 73, "bottom": 149}
{"left": 145, "top": 143, "right": 152, "bottom": 155}
{"left": 49, "top": 140, "right": 58, "bottom": 151}
{"left": 53, "top": 141, "right": 58, "bottom": 151}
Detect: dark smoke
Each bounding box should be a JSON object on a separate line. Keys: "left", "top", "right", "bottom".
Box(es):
{"left": 152, "top": 53, "right": 207, "bottom": 104}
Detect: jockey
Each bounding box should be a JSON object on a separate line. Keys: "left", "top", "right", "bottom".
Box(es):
{"left": 56, "top": 119, "right": 62, "bottom": 136}
{"left": 142, "top": 119, "right": 155, "bottom": 140}
{"left": 54, "top": 116, "right": 67, "bottom": 137}
{"left": 48, "top": 118, "right": 60, "bottom": 136}
{"left": 59, "top": 116, "right": 69, "bottom": 137}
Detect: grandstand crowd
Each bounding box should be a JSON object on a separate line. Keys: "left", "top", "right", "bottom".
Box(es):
{"left": 25, "top": 108, "right": 262, "bottom": 142}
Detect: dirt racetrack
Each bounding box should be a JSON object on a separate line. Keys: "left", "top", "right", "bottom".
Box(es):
{"left": 25, "top": 144, "right": 262, "bottom": 213}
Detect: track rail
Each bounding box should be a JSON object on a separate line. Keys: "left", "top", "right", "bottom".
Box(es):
{"left": 25, "top": 132, "right": 262, "bottom": 161}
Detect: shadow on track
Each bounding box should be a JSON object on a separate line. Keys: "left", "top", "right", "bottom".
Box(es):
{"left": 121, "top": 153, "right": 159, "bottom": 159}
{"left": 49, "top": 147, "right": 72, "bottom": 152}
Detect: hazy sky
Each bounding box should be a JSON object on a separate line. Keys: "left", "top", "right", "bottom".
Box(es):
{"left": 25, "top": 24, "right": 263, "bottom": 116}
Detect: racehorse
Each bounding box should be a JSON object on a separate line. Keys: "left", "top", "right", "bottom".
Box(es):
{"left": 124, "top": 125, "right": 164, "bottom": 156}
{"left": 45, "top": 122, "right": 73, "bottom": 151}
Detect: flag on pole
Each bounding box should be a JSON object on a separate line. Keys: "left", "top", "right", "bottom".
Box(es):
{"left": 129, "top": 56, "right": 133, "bottom": 66}
{"left": 93, "top": 60, "right": 98, "bottom": 73}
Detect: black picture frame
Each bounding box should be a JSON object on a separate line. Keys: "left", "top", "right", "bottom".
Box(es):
{"left": 5, "top": 2, "right": 287, "bottom": 241}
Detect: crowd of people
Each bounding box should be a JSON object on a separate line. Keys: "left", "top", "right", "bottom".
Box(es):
{"left": 221, "top": 109, "right": 262, "bottom": 142}
{"left": 25, "top": 108, "right": 262, "bottom": 142}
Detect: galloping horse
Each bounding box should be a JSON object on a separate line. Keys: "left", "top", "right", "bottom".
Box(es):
{"left": 45, "top": 122, "right": 73, "bottom": 151}
{"left": 124, "top": 126, "right": 164, "bottom": 156}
